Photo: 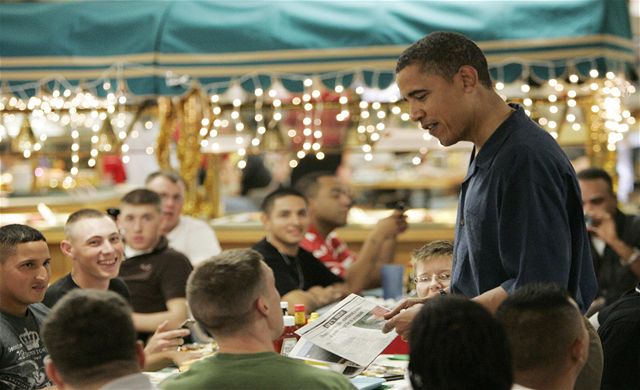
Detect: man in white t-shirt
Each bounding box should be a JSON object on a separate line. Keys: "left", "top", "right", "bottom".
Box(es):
{"left": 146, "top": 171, "right": 222, "bottom": 266}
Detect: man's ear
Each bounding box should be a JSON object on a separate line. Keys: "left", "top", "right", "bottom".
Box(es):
{"left": 60, "top": 240, "right": 73, "bottom": 258}
{"left": 458, "top": 65, "right": 479, "bottom": 91}
{"left": 45, "top": 358, "right": 65, "bottom": 388}
{"left": 260, "top": 212, "right": 269, "bottom": 228}
{"left": 255, "top": 295, "right": 269, "bottom": 317}
{"left": 570, "top": 327, "right": 589, "bottom": 366}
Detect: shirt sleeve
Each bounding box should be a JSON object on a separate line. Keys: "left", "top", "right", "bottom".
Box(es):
{"left": 159, "top": 252, "right": 194, "bottom": 301}
{"left": 497, "top": 149, "right": 574, "bottom": 294}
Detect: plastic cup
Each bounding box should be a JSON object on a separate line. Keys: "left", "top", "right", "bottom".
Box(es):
{"left": 381, "top": 264, "right": 404, "bottom": 300}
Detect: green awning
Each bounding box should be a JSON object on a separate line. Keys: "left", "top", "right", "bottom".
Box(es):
{"left": 0, "top": 0, "right": 635, "bottom": 96}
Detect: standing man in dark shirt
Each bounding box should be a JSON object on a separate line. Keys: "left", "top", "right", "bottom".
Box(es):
{"left": 117, "top": 189, "right": 193, "bottom": 338}
{"left": 384, "top": 31, "right": 597, "bottom": 335}
{"left": 252, "top": 188, "right": 348, "bottom": 313}
{"left": 0, "top": 224, "right": 53, "bottom": 389}
{"left": 43, "top": 208, "right": 130, "bottom": 307}
{"left": 578, "top": 168, "right": 640, "bottom": 311}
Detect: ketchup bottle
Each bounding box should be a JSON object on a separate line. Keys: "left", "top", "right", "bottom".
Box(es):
{"left": 273, "top": 315, "right": 299, "bottom": 355}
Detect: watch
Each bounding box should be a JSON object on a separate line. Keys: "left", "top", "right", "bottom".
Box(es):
{"left": 622, "top": 248, "right": 640, "bottom": 267}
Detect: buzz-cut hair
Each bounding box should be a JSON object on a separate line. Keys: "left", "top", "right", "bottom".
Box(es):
{"left": 260, "top": 187, "right": 306, "bottom": 215}
{"left": 64, "top": 208, "right": 109, "bottom": 238}
{"left": 42, "top": 289, "right": 138, "bottom": 388}
{"left": 120, "top": 188, "right": 161, "bottom": 210}
{"left": 396, "top": 31, "right": 493, "bottom": 89}
{"left": 145, "top": 170, "right": 185, "bottom": 186}
{"left": 0, "top": 224, "right": 47, "bottom": 263}
{"left": 187, "top": 249, "right": 266, "bottom": 337}
{"left": 409, "top": 295, "right": 512, "bottom": 390}
{"left": 411, "top": 240, "right": 454, "bottom": 266}
{"left": 495, "top": 283, "right": 584, "bottom": 377}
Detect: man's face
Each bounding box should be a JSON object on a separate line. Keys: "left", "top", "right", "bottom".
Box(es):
{"left": 308, "top": 176, "right": 352, "bottom": 229}
{"left": 64, "top": 216, "right": 124, "bottom": 282}
{"left": 261, "top": 261, "right": 284, "bottom": 339}
{"left": 414, "top": 255, "right": 452, "bottom": 299}
{"left": 146, "top": 176, "right": 185, "bottom": 232}
{"left": 396, "top": 64, "right": 471, "bottom": 147}
{"left": 0, "top": 241, "right": 50, "bottom": 314}
{"left": 579, "top": 178, "right": 617, "bottom": 217}
{"left": 262, "top": 195, "right": 308, "bottom": 248}
{"left": 117, "top": 204, "right": 162, "bottom": 251}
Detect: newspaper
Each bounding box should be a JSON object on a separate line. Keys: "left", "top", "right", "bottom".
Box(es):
{"left": 289, "top": 294, "right": 397, "bottom": 369}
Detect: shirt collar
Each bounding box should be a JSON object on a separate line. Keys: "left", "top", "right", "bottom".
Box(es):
{"left": 473, "top": 103, "right": 523, "bottom": 169}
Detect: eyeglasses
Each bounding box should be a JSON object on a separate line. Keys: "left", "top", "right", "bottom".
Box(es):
{"left": 413, "top": 272, "right": 451, "bottom": 284}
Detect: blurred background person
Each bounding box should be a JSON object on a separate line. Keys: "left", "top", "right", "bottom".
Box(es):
{"left": 578, "top": 168, "right": 640, "bottom": 314}
{"left": 296, "top": 172, "right": 408, "bottom": 293}
{"left": 146, "top": 171, "right": 221, "bottom": 266}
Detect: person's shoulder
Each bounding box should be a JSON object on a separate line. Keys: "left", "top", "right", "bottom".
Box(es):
{"left": 28, "top": 303, "right": 50, "bottom": 318}
{"left": 252, "top": 238, "right": 276, "bottom": 258}
{"left": 42, "top": 274, "right": 73, "bottom": 307}
{"left": 157, "top": 248, "right": 193, "bottom": 270}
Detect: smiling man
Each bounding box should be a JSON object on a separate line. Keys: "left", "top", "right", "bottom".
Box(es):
{"left": 252, "top": 188, "right": 347, "bottom": 313}
{"left": 43, "top": 209, "right": 130, "bottom": 308}
{"left": 0, "top": 224, "right": 54, "bottom": 389}
{"left": 384, "top": 31, "right": 597, "bottom": 337}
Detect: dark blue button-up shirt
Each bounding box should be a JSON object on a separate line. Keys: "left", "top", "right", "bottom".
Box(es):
{"left": 452, "top": 104, "right": 597, "bottom": 313}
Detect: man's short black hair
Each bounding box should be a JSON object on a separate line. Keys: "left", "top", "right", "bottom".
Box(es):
{"left": 495, "top": 283, "right": 584, "bottom": 377}
{"left": 0, "top": 224, "right": 46, "bottom": 263}
{"left": 577, "top": 167, "right": 614, "bottom": 193}
{"left": 260, "top": 187, "right": 306, "bottom": 214}
{"left": 396, "top": 31, "right": 493, "bottom": 88}
{"left": 293, "top": 171, "right": 335, "bottom": 200}
{"left": 42, "top": 289, "right": 139, "bottom": 387}
{"left": 409, "top": 295, "right": 512, "bottom": 390}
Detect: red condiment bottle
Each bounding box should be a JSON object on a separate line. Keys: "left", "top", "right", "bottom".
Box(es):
{"left": 273, "top": 315, "right": 298, "bottom": 355}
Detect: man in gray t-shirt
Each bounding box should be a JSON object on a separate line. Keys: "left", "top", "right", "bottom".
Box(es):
{"left": 0, "top": 224, "right": 53, "bottom": 389}
{"left": 0, "top": 304, "right": 51, "bottom": 389}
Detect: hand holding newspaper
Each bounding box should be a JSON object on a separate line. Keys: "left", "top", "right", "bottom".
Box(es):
{"left": 288, "top": 294, "right": 398, "bottom": 375}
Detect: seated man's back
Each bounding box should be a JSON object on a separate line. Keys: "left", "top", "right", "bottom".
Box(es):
{"left": 161, "top": 248, "right": 353, "bottom": 390}
{"left": 164, "top": 351, "right": 351, "bottom": 389}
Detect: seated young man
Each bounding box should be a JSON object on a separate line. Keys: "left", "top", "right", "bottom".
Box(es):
{"left": 43, "top": 208, "right": 130, "bottom": 307}
{"left": 296, "top": 172, "right": 408, "bottom": 293}
{"left": 117, "top": 189, "right": 193, "bottom": 339}
{"left": 411, "top": 240, "right": 453, "bottom": 299}
{"left": 162, "top": 249, "right": 354, "bottom": 390}
{"left": 408, "top": 295, "right": 512, "bottom": 390}
{"left": 495, "top": 284, "right": 590, "bottom": 390}
{"left": 0, "top": 224, "right": 54, "bottom": 389}
{"left": 42, "top": 289, "right": 153, "bottom": 390}
{"left": 252, "top": 188, "right": 348, "bottom": 313}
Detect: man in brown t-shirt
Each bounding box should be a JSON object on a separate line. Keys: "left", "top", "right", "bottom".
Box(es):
{"left": 117, "top": 189, "right": 193, "bottom": 339}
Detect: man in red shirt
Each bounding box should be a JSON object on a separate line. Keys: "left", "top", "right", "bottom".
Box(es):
{"left": 296, "top": 172, "right": 408, "bottom": 293}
